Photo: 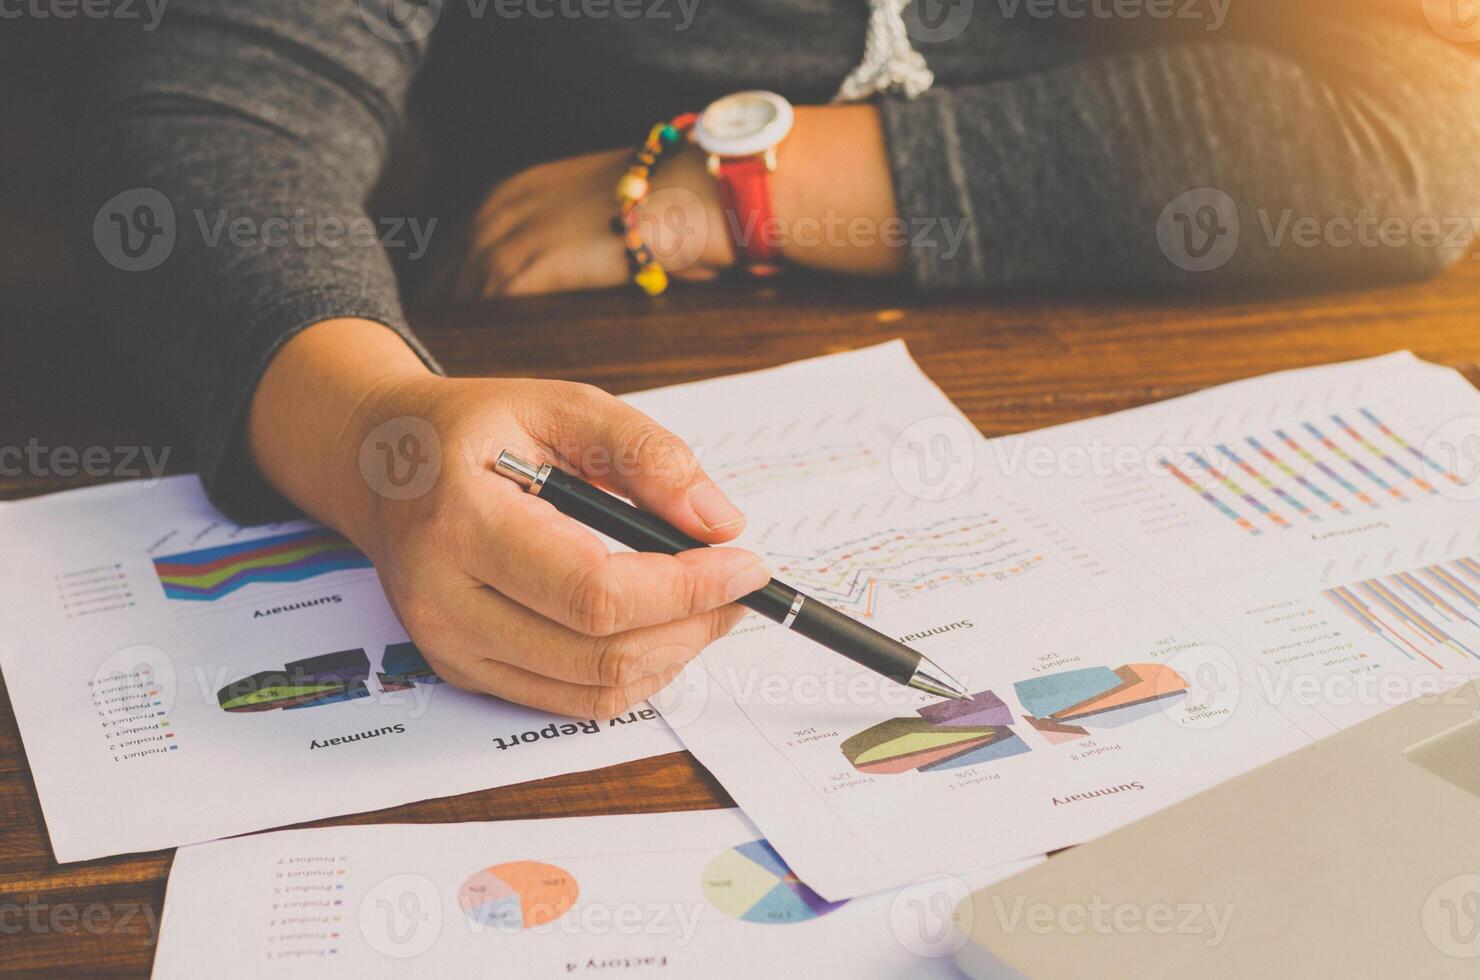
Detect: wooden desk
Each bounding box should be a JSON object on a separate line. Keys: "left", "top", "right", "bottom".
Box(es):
{"left": 4, "top": 263, "right": 1480, "bottom": 974}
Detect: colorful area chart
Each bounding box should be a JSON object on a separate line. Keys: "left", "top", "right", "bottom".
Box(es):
{"left": 1015, "top": 663, "right": 1189, "bottom": 743}
{"left": 701, "top": 840, "right": 845, "bottom": 924}
{"left": 375, "top": 641, "right": 444, "bottom": 691}
{"left": 215, "top": 649, "right": 371, "bottom": 712}
{"left": 459, "top": 862, "right": 579, "bottom": 930}
{"left": 153, "top": 527, "right": 372, "bottom": 601}
{"left": 840, "top": 690, "right": 1031, "bottom": 774}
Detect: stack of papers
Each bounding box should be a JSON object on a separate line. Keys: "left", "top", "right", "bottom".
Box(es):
{"left": 4, "top": 342, "right": 1479, "bottom": 975}
{"left": 631, "top": 344, "right": 1480, "bottom": 897}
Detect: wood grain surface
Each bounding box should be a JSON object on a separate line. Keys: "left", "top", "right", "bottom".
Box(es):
{"left": 4, "top": 259, "right": 1480, "bottom": 974}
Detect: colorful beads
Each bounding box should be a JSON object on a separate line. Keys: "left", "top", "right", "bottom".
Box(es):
{"left": 614, "top": 112, "right": 698, "bottom": 296}
{"left": 634, "top": 264, "right": 669, "bottom": 296}
{"left": 614, "top": 172, "right": 649, "bottom": 203}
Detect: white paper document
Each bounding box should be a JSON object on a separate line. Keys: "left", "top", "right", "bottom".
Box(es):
{"left": 623, "top": 343, "right": 1480, "bottom": 899}
{"left": 0, "top": 477, "right": 681, "bottom": 862}
{"left": 152, "top": 808, "right": 1038, "bottom": 978}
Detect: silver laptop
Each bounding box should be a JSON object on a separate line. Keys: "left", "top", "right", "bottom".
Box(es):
{"left": 956, "top": 679, "right": 1480, "bottom": 978}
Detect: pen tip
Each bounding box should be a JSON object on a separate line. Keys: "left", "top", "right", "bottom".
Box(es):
{"left": 908, "top": 657, "right": 972, "bottom": 701}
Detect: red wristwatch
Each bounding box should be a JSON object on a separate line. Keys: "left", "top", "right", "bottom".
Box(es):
{"left": 694, "top": 91, "right": 795, "bottom": 275}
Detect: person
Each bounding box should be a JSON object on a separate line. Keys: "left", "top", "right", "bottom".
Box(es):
{"left": 74, "top": 0, "right": 1480, "bottom": 719}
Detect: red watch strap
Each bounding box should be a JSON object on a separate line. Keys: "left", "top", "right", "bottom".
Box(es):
{"left": 714, "top": 156, "right": 779, "bottom": 268}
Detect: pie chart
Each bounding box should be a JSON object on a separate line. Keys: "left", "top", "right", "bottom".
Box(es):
{"left": 1016, "top": 663, "right": 1189, "bottom": 743}
{"left": 458, "top": 861, "right": 578, "bottom": 930}
{"left": 840, "top": 689, "right": 1032, "bottom": 774}
{"left": 701, "top": 839, "right": 845, "bottom": 924}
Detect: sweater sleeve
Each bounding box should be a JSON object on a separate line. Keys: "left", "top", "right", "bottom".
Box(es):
{"left": 73, "top": 0, "right": 439, "bottom": 523}
{"left": 880, "top": 15, "right": 1480, "bottom": 292}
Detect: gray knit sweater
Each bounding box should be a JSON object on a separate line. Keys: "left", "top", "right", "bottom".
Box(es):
{"left": 73, "top": 0, "right": 1480, "bottom": 521}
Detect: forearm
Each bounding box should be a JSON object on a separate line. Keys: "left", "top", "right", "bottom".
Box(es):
{"left": 73, "top": 0, "right": 431, "bottom": 523}
{"left": 633, "top": 104, "right": 904, "bottom": 281}
{"left": 770, "top": 105, "right": 905, "bottom": 276}
{"left": 877, "top": 18, "right": 1480, "bottom": 291}
{"left": 248, "top": 319, "right": 433, "bottom": 547}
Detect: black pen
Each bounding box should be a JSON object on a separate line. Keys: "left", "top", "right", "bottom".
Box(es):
{"left": 494, "top": 451, "right": 971, "bottom": 701}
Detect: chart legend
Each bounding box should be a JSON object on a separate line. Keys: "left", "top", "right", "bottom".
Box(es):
{"left": 92, "top": 666, "right": 178, "bottom": 763}
{"left": 55, "top": 562, "right": 136, "bottom": 618}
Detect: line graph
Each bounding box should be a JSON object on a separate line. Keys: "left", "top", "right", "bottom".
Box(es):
{"left": 764, "top": 514, "right": 1047, "bottom": 617}
{"left": 708, "top": 443, "right": 882, "bottom": 500}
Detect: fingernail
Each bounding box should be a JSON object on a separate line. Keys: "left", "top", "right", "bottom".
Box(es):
{"left": 689, "top": 481, "right": 746, "bottom": 531}
{"left": 724, "top": 560, "right": 772, "bottom": 602}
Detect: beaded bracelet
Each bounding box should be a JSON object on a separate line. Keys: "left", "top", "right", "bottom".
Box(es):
{"left": 612, "top": 112, "right": 697, "bottom": 296}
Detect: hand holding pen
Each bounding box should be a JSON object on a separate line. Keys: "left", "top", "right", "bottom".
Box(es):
{"left": 259, "top": 342, "right": 777, "bottom": 722}
{"left": 494, "top": 452, "right": 967, "bottom": 700}
{"left": 258, "top": 328, "right": 965, "bottom": 719}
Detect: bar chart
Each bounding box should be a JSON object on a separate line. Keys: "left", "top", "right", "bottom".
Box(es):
{"left": 1324, "top": 557, "right": 1480, "bottom": 669}
{"left": 1162, "top": 407, "right": 1461, "bottom": 535}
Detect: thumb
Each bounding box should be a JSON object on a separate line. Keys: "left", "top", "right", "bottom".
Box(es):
{"left": 537, "top": 384, "right": 747, "bottom": 543}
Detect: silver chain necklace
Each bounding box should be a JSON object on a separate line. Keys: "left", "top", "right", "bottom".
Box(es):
{"left": 833, "top": 0, "right": 936, "bottom": 102}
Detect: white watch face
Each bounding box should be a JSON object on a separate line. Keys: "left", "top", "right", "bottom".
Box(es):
{"left": 708, "top": 96, "right": 778, "bottom": 140}
{"left": 695, "top": 91, "right": 794, "bottom": 158}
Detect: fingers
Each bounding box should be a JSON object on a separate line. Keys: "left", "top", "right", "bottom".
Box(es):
{"left": 441, "top": 583, "right": 745, "bottom": 687}
{"left": 421, "top": 596, "right": 744, "bottom": 719}
{"left": 462, "top": 487, "right": 769, "bottom": 636}
{"left": 435, "top": 655, "right": 678, "bottom": 721}
{"left": 528, "top": 384, "right": 748, "bottom": 542}
{"left": 370, "top": 372, "right": 766, "bottom": 721}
